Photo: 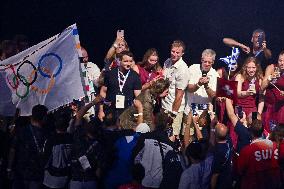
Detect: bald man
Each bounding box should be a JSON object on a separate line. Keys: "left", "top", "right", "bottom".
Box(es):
{"left": 81, "top": 47, "right": 101, "bottom": 116}
{"left": 215, "top": 123, "right": 228, "bottom": 142}
{"left": 211, "top": 123, "right": 233, "bottom": 189}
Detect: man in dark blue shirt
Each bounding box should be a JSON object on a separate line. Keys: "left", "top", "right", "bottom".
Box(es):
{"left": 211, "top": 123, "right": 233, "bottom": 189}
{"left": 225, "top": 98, "right": 262, "bottom": 153}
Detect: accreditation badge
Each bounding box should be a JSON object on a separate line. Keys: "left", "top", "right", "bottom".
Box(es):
{"left": 115, "top": 95, "right": 125, "bottom": 109}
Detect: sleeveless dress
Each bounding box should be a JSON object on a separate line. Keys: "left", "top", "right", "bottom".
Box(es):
{"left": 236, "top": 78, "right": 260, "bottom": 116}
{"left": 229, "top": 78, "right": 260, "bottom": 149}
{"left": 263, "top": 72, "right": 284, "bottom": 132}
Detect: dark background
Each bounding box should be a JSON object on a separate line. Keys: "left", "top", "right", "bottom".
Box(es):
{"left": 1, "top": 0, "right": 284, "bottom": 68}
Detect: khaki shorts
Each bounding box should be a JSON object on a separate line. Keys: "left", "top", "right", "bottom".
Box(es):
{"left": 171, "top": 111, "right": 184, "bottom": 135}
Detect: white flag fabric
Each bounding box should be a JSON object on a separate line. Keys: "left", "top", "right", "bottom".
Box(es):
{"left": 0, "top": 24, "right": 85, "bottom": 116}
{"left": 219, "top": 47, "right": 240, "bottom": 71}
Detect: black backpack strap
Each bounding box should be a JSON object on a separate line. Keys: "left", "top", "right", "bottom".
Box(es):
{"left": 157, "top": 141, "right": 165, "bottom": 171}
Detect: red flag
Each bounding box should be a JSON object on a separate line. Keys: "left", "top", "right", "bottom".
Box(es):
{"left": 216, "top": 78, "right": 238, "bottom": 103}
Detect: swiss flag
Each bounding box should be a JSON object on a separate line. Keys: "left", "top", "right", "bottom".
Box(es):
{"left": 216, "top": 78, "right": 238, "bottom": 103}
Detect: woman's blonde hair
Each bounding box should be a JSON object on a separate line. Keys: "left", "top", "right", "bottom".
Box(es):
{"left": 239, "top": 57, "right": 263, "bottom": 81}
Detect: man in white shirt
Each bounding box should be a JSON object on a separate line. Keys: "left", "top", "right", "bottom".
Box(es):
{"left": 183, "top": 49, "right": 219, "bottom": 143}
{"left": 162, "top": 40, "right": 189, "bottom": 136}
{"left": 185, "top": 49, "right": 219, "bottom": 116}
{"left": 81, "top": 47, "right": 101, "bottom": 116}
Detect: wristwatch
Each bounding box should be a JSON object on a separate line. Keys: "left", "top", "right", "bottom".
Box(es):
{"left": 169, "top": 111, "right": 178, "bottom": 119}
{"left": 204, "top": 84, "right": 210, "bottom": 90}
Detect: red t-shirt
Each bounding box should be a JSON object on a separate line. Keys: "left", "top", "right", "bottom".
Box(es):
{"left": 237, "top": 139, "right": 280, "bottom": 189}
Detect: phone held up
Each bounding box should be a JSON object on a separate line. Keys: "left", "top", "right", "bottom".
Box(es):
{"left": 252, "top": 112, "right": 257, "bottom": 121}
{"left": 258, "top": 32, "right": 264, "bottom": 46}
{"left": 235, "top": 106, "right": 243, "bottom": 119}
{"left": 117, "top": 30, "right": 124, "bottom": 38}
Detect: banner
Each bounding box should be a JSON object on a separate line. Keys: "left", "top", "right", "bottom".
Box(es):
{"left": 216, "top": 78, "right": 238, "bottom": 103}
{"left": 0, "top": 24, "right": 85, "bottom": 116}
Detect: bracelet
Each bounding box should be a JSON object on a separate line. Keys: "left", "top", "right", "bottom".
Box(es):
{"left": 210, "top": 129, "right": 215, "bottom": 132}
{"left": 134, "top": 112, "right": 143, "bottom": 117}
{"left": 196, "top": 83, "right": 201, "bottom": 88}
{"left": 113, "top": 43, "right": 118, "bottom": 49}
{"left": 172, "top": 111, "right": 178, "bottom": 116}
{"left": 204, "top": 85, "right": 210, "bottom": 90}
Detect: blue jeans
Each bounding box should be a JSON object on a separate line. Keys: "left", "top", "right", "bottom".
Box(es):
{"left": 69, "top": 180, "right": 97, "bottom": 189}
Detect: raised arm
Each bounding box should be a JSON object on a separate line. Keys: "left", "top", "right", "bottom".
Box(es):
{"left": 75, "top": 95, "right": 104, "bottom": 125}
{"left": 98, "top": 86, "right": 107, "bottom": 122}
{"left": 105, "top": 37, "right": 121, "bottom": 62}
{"left": 192, "top": 115, "right": 203, "bottom": 140}
{"left": 225, "top": 98, "right": 238, "bottom": 126}
{"left": 261, "top": 64, "right": 274, "bottom": 91}
{"left": 223, "top": 38, "right": 250, "bottom": 54}
{"left": 261, "top": 41, "right": 272, "bottom": 59}
{"left": 257, "top": 79, "right": 264, "bottom": 114}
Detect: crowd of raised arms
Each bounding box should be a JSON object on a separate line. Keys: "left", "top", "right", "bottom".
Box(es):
{"left": 1, "top": 29, "right": 284, "bottom": 189}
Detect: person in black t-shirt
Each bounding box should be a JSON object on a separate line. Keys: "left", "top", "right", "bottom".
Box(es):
{"left": 7, "top": 105, "right": 48, "bottom": 189}
{"left": 211, "top": 123, "right": 233, "bottom": 189}
{"left": 43, "top": 109, "right": 73, "bottom": 189}
{"left": 68, "top": 95, "right": 107, "bottom": 189}
{"left": 223, "top": 29, "right": 272, "bottom": 72}
{"left": 98, "top": 51, "right": 142, "bottom": 122}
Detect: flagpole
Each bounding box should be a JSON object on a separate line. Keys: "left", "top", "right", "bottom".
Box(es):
{"left": 270, "top": 82, "right": 281, "bottom": 92}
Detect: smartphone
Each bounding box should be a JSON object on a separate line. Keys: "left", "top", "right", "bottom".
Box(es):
{"left": 252, "top": 112, "right": 257, "bottom": 121}
{"left": 235, "top": 106, "right": 243, "bottom": 119}
{"left": 258, "top": 32, "right": 264, "bottom": 46}
{"left": 117, "top": 30, "right": 124, "bottom": 38}
{"left": 249, "top": 83, "right": 255, "bottom": 91}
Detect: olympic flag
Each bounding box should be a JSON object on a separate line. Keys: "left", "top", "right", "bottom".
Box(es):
{"left": 0, "top": 24, "right": 85, "bottom": 116}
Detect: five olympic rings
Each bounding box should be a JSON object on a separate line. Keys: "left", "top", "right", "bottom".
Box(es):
{"left": 5, "top": 53, "right": 63, "bottom": 99}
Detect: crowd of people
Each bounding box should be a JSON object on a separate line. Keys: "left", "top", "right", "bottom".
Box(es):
{"left": 1, "top": 28, "right": 284, "bottom": 189}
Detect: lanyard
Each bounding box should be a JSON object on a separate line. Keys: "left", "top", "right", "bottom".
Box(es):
{"left": 85, "top": 141, "right": 98, "bottom": 155}
{"left": 118, "top": 69, "right": 130, "bottom": 93}
{"left": 250, "top": 77, "right": 256, "bottom": 84}
{"left": 254, "top": 50, "right": 263, "bottom": 57}
{"left": 29, "top": 125, "right": 46, "bottom": 154}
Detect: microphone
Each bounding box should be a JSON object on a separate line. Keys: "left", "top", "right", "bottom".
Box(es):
{"left": 202, "top": 70, "right": 208, "bottom": 77}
